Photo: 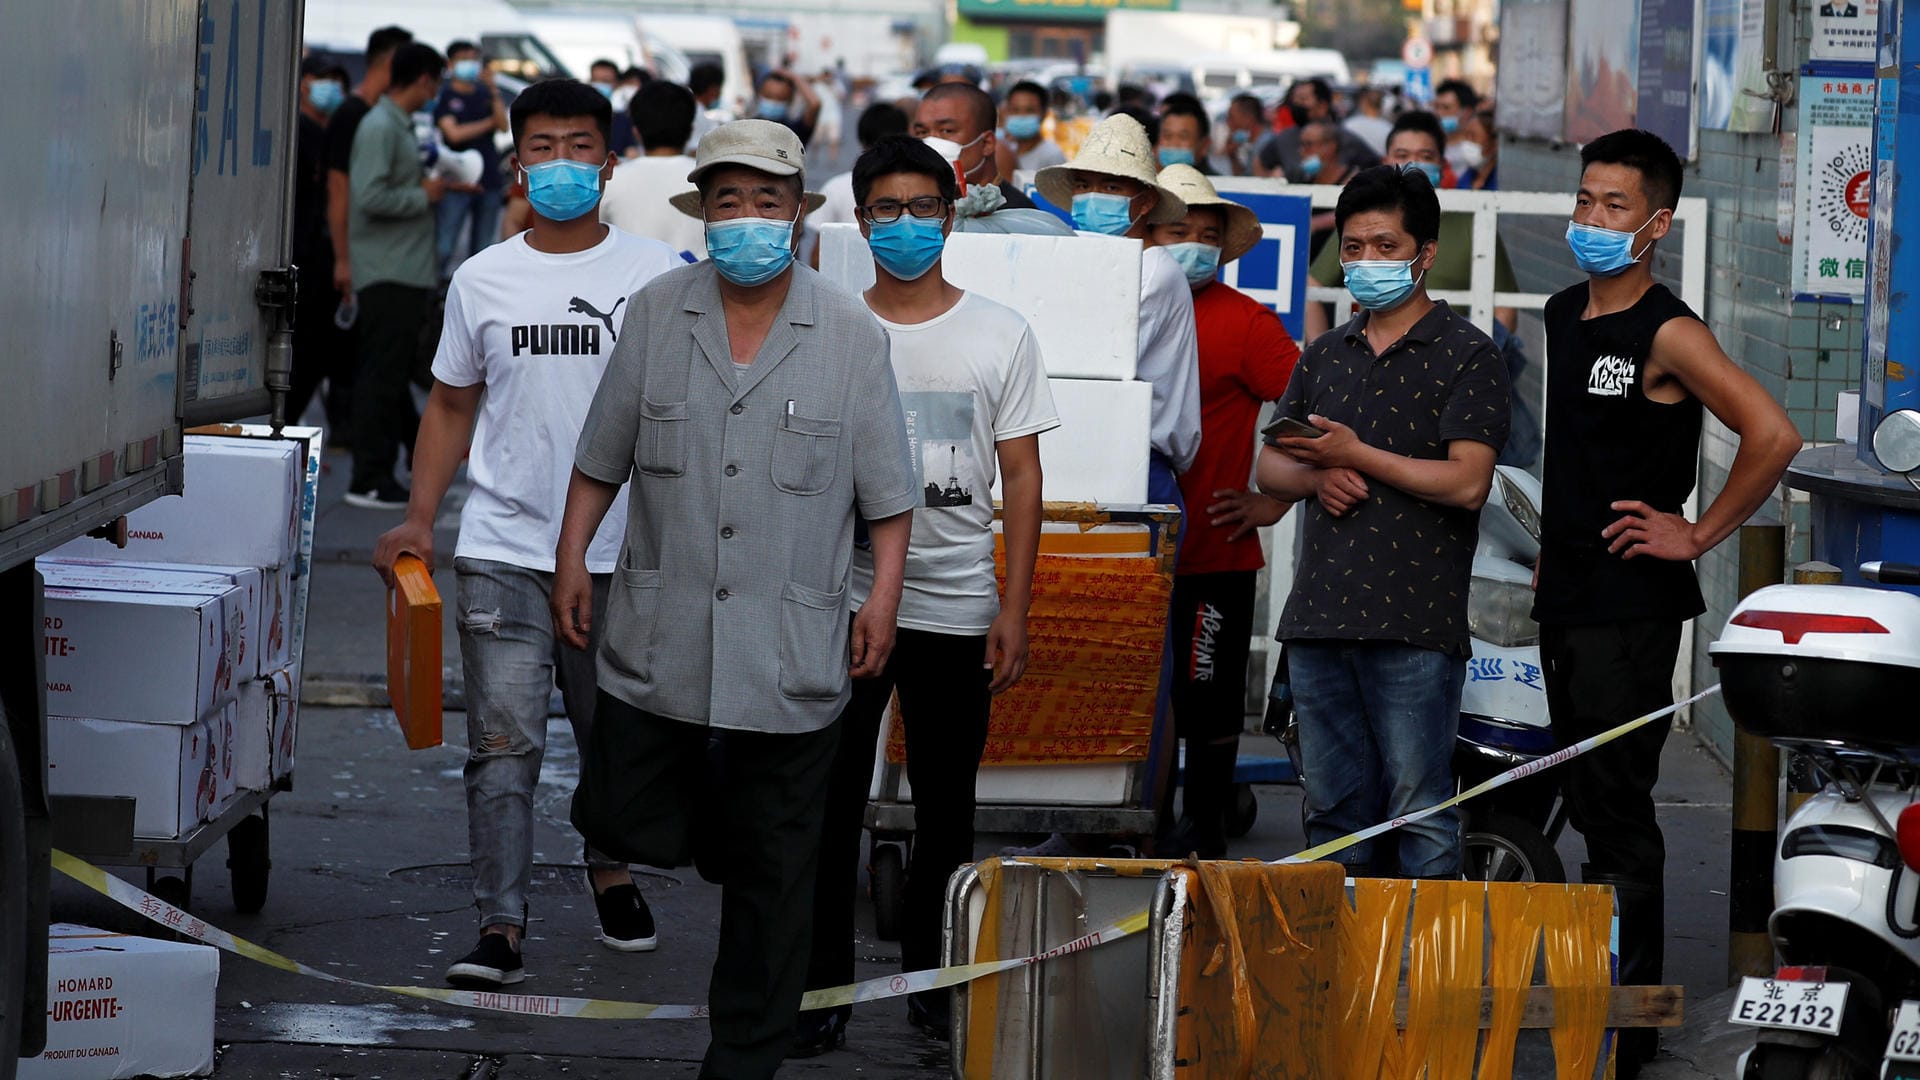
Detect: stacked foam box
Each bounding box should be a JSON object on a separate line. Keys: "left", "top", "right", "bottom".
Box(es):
{"left": 818, "top": 224, "right": 1153, "bottom": 503}
{"left": 44, "top": 435, "right": 305, "bottom": 838}
{"left": 17, "top": 924, "right": 219, "bottom": 1080}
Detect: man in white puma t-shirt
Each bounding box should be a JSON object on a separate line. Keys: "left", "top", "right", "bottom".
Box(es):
{"left": 373, "top": 78, "right": 680, "bottom": 990}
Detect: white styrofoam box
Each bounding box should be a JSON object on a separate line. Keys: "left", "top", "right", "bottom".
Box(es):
{"left": 818, "top": 224, "right": 1143, "bottom": 381}
{"left": 267, "top": 664, "right": 298, "bottom": 783}
{"left": 53, "top": 435, "right": 302, "bottom": 570}
{"left": 42, "top": 578, "right": 246, "bottom": 725}
{"left": 260, "top": 561, "right": 293, "bottom": 673}
{"left": 208, "top": 700, "right": 239, "bottom": 815}
{"left": 38, "top": 560, "right": 264, "bottom": 679}
{"left": 231, "top": 678, "right": 273, "bottom": 794}
{"left": 47, "top": 716, "right": 219, "bottom": 839}
{"left": 17, "top": 924, "right": 218, "bottom": 1080}
{"left": 989, "top": 378, "right": 1152, "bottom": 504}
{"left": 1838, "top": 389, "right": 1860, "bottom": 444}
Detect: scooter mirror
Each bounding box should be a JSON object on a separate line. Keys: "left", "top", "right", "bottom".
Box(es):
{"left": 1872, "top": 408, "right": 1920, "bottom": 474}
{"left": 1898, "top": 802, "right": 1920, "bottom": 873}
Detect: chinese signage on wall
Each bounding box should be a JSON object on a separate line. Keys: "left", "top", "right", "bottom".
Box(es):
{"left": 1811, "top": 0, "right": 1879, "bottom": 62}
{"left": 1793, "top": 70, "right": 1876, "bottom": 301}
{"left": 1636, "top": 0, "right": 1697, "bottom": 157}
{"left": 1497, "top": 0, "right": 1570, "bottom": 140}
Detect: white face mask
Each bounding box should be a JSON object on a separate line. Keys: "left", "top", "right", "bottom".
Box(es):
{"left": 1456, "top": 141, "right": 1487, "bottom": 171}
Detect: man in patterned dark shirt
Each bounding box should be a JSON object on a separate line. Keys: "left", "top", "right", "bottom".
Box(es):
{"left": 1256, "top": 164, "right": 1509, "bottom": 878}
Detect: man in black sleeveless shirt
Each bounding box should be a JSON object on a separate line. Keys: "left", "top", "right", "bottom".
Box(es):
{"left": 1534, "top": 129, "right": 1798, "bottom": 1076}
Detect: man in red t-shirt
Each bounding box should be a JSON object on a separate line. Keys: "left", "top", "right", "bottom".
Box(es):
{"left": 1147, "top": 166, "right": 1301, "bottom": 856}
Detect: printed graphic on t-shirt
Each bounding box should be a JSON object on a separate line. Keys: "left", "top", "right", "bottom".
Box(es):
{"left": 901, "top": 391, "right": 978, "bottom": 509}
{"left": 510, "top": 294, "right": 627, "bottom": 356}
{"left": 1587, "top": 354, "right": 1635, "bottom": 397}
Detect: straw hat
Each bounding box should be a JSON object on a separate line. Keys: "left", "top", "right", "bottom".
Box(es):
{"left": 1034, "top": 114, "right": 1187, "bottom": 226}
{"left": 669, "top": 119, "right": 826, "bottom": 218}
{"left": 1153, "top": 165, "right": 1265, "bottom": 264}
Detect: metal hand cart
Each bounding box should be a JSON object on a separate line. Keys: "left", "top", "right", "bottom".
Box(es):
{"left": 49, "top": 426, "right": 321, "bottom": 914}
{"left": 863, "top": 503, "right": 1180, "bottom": 939}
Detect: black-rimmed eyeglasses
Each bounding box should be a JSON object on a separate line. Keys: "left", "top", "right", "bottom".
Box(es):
{"left": 859, "top": 197, "right": 950, "bottom": 224}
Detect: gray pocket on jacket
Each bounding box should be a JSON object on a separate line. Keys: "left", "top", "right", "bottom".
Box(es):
{"left": 777, "top": 579, "right": 848, "bottom": 700}
{"left": 602, "top": 566, "right": 663, "bottom": 684}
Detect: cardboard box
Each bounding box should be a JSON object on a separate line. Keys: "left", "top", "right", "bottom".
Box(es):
{"left": 991, "top": 378, "right": 1152, "bottom": 504}
{"left": 17, "top": 924, "right": 218, "bottom": 1080}
{"left": 38, "top": 560, "right": 264, "bottom": 679}
{"left": 819, "top": 224, "right": 1142, "bottom": 381}
{"left": 42, "top": 577, "right": 246, "bottom": 725}
{"left": 231, "top": 677, "right": 274, "bottom": 794}
{"left": 208, "top": 700, "right": 239, "bottom": 815}
{"left": 266, "top": 664, "right": 298, "bottom": 783}
{"left": 53, "top": 435, "right": 301, "bottom": 570}
{"left": 47, "top": 716, "right": 219, "bottom": 839}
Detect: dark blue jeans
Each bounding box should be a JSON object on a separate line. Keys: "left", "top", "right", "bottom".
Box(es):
{"left": 1288, "top": 641, "right": 1465, "bottom": 877}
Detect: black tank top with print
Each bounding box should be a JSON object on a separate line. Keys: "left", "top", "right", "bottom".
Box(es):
{"left": 1532, "top": 281, "right": 1707, "bottom": 625}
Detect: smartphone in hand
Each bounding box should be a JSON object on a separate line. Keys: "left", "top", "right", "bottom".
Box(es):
{"left": 1262, "top": 415, "right": 1325, "bottom": 442}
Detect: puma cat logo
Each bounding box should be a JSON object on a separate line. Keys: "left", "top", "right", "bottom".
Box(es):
{"left": 567, "top": 295, "right": 626, "bottom": 341}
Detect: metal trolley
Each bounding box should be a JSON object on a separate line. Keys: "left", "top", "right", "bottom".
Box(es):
{"left": 863, "top": 503, "right": 1180, "bottom": 939}
{"left": 49, "top": 427, "right": 321, "bottom": 914}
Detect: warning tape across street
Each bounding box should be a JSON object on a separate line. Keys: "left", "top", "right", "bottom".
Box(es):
{"left": 53, "top": 684, "right": 1720, "bottom": 1021}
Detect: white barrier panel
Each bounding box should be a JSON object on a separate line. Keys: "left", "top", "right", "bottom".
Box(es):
{"left": 819, "top": 224, "right": 1143, "bottom": 381}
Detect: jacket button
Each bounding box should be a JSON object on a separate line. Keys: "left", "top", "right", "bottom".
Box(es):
{"left": 716, "top": 588, "right": 730, "bottom": 600}
{"left": 725, "top": 464, "right": 738, "bottom": 476}
{"left": 730, "top": 403, "right": 744, "bottom": 415}
{"left": 721, "top": 526, "right": 734, "bottom": 539}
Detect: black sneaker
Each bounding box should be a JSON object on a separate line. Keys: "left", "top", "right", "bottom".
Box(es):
{"left": 445, "top": 932, "right": 523, "bottom": 988}
{"left": 906, "top": 992, "right": 951, "bottom": 1041}
{"left": 342, "top": 481, "right": 410, "bottom": 510}
{"left": 588, "top": 872, "right": 658, "bottom": 952}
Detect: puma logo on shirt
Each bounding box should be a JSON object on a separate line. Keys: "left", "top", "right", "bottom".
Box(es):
{"left": 1587, "top": 354, "right": 1635, "bottom": 397}
{"left": 567, "top": 295, "right": 626, "bottom": 340}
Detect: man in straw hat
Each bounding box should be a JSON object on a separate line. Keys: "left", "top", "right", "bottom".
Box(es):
{"left": 1255, "top": 164, "right": 1509, "bottom": 880}
{"left": 1146, "top": 165, "right": 1301, "bottom": 858}
{"left": 553, "top": 118, "right": 919, "bottom": 1079}
{"left": 1035, "top": 112, "right": 1202, "bottom": 526}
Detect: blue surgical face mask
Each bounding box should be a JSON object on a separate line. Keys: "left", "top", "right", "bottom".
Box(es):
{"left": 756, "top": 99, "right": 789, "bottom": 121}
{"left": 1072, "top": 191, "right": 1138, "bottom": 236}
{"left": 1440, "top": 114, "right": 1461, "bottom": 134}
{"left": 1006, "top": 114, "right": 1042, "bottom": 140}
{"left": 706, "top": 214, "right": 799, "bottom": 286}
{"left": 522, "top": 158, "right": 604, "bottom": 222}
{"left": 308, "top": 80, "right": 344, "bottom": 114}
{"left": 452, "top": 59, "right": 482, "bottom": 83}
{"left": 591, "top": 81, "right": 615, "bottom": 99}
{"left": 868, "top": 214, "right": 948, "bottom": 282}
{"left": 1300, "top": 155, "right": 1324, "bottom": 179}
{"left": 1344, "top": 257, "right": 1425, "bottom": 311}
{"left": 1566, "top": 215, "right": 1661, "bottom": 277}
{"left": 1231, "top": 128, "right": 1251, "bottom": 145}
{"left": 1409, "top": 161, "right": 1442, "bottom": 186}
{"left": 1165, "top": 242, "right": 1221, "bottom": 289}
{"left": 1158, "top": 147, "right": 1196, "bottom": 169}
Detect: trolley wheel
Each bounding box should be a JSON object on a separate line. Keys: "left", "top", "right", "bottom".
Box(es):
{"left": 150, "top": 875, "right": 191, "bottom": 913}
{"left": 226, "top": 813, "right": 271, "bottom": 914}
{"left": 1462, "top": 811, "right": 1565, "bottom": 884}
{"left": 869, "top": 843, "right": 906, "bottom": 942}
{"left": 1225, "top": 783, "right": 1259, "bottom": 839}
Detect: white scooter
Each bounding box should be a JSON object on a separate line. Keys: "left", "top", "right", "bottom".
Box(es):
{"left": 1714, "top": 559, "right": 1920, "bottom": 1078}
{"left": 1273, "top": 464, "right": 1565, "bottom": 881}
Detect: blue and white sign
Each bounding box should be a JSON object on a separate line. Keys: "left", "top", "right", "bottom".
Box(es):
{"left": 1209, "top": 180, "right": 1313, "bottom": 342}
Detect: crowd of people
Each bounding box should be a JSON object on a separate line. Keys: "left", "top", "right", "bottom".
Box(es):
{"left": 291, "top": 25, "right": 1808, "bottom": 1080}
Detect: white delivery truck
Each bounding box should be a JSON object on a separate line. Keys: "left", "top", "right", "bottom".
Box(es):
{"left": 1104, "top": 10, "right": 1298, "bottom": 92}
{"left": 0, "top": 4, "right": 302, "bottom": 1077}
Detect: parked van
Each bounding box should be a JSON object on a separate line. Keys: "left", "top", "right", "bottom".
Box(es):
{"left": 641, "top": 13, "right": 754, "bottom": 116}
{"left": 304, "top": 0, "right": 568, "bottom": 80}
{"left": 1190, "top": 49, "right": 1351, "bottom": 100}
{"left": 517, "top": 10, "right": 687, "bottom": 85}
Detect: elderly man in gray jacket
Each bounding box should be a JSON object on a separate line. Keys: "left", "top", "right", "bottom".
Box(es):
{"left": 552, "top": 119, "right": 917, "bottom": 1080}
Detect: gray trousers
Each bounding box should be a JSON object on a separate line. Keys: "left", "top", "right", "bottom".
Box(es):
{"left": 453, "top": 556, "right": 619, "bottom": 929}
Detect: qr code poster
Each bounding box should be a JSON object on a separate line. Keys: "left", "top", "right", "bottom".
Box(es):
{"left": 1794, "top": 72, "right": 1876, "bottom": 301}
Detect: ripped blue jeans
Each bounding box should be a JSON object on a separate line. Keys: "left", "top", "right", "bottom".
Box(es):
{"left": 453, "top": 557, "right": 620, "bottom": 929}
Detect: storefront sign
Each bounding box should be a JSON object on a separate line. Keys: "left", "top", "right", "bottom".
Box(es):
{"left": 1496, "top": 0, "right": 1569, "bottom": 139}
{"left": 1793, "top": 68, "right": 1876, "bottom": 301}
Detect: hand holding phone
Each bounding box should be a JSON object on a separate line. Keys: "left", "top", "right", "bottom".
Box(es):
{"left": 1262, "top": 415, "right": 1325, "bottom": 442}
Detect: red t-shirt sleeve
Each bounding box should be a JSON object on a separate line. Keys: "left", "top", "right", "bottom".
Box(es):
{"left": 1239, "top": 302, "right": 1302, "bottom": 402}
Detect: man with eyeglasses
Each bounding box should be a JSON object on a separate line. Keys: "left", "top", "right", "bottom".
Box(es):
{"left": 555, "top": 119, "right": 918, "bottom": 1080}
{"left": 791, "top": 134, "right": 1056, "bottom": 1055}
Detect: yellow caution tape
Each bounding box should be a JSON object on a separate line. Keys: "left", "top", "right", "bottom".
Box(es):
{"left": 53, "top": 685, "right": 1718, "bottom": 1021}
